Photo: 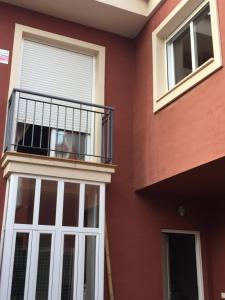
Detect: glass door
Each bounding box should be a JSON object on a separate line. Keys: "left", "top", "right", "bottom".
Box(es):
{"left": 0, "top": 175, "right": 105, "bottom": 300}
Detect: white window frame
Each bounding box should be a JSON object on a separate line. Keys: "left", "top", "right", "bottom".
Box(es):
{"left": 152, "top": 0, "right": 222, "bottom": 112}
{"left": 161, "top": 229, "right": 205, "bottom": 300}
{"left": 0, "top": 174, "right": 106, "bottom": 300}
{"left": 167, "top": 3, "right": 212, "bottom": 89}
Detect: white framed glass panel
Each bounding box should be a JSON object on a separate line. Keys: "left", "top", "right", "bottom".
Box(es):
{"left": 35, "top": 233, "right": 53, "bottom": 300}
{"left": 194, "top": 6, "right": 213, "bottom": 67}
{"left": 62, "top": 183, "right": 80, "bottom": 227}
{"left": 10, "top": 232, "right": 30, "bottom": 300}
{"left": 0, "top": 176, "right": 105, "bottom": 300}
{"left": 38, "top": 180, "right": 57, "bottom": 225}
{"left": 61, "top": 235, "right": 76, "bottom": 300}
{"left": 15, "top": 177, "right": 36, "bottom": 224}
{"left": 167, "top": 4, "right": 213, "bottom": 89}
{"left": 84, "top": 185, "right": 100, "bottom": 228}
{"left": 83, "top": 235, "right": 97, "bottom": 300}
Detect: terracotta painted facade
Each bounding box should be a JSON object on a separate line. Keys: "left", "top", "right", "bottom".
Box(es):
{"left": 0, "top": 1, "right": 225, "bottom": 300}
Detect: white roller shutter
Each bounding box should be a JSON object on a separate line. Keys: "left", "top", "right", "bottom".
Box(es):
{"left": 18, "top": 39, "right": 94, "bottom": 132}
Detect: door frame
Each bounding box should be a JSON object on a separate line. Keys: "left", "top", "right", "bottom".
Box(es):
{"left": 161, "top": 229, "right": 205, "bottom": 300}
{"left": 0, "top": 174, "right": 105, "bottom": 300}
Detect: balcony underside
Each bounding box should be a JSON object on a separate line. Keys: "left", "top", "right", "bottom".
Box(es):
{"left": 1, "top": 152, "right": 116, "bottom": 183}
{"left": 139, "top": 156, "right": 225, "bottom": 199}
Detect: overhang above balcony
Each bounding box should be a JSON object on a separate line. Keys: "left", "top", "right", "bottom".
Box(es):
{"left": 1, "top": 0, "right": 164, "bottom": 38}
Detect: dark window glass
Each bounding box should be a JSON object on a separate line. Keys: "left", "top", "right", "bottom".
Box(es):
{"left": 194, "top": 6, "right": 213, "bottom": 67}
{"left": 173, "top": 27, "right": 192, "bottom": 84}
{"left": 83, "top": 236, "right": 96, "bottom": 300}
{"left": 84, "top": 185, "right": 99, "bottom": 228}
{"left": 35, "top": 234, "right": 52, "bottom": 300}
{"left": 15, "top": 178, "right": 35, "bottom": 224}
{"left": 61, "top": 235, "right": 76, "bottom": 300}
{"left": 11, "top": 233, "right": 29, "bottom": 300}
{"left": 39, "top": 180, "right": 57, "bottom": 225}
{"left": 63, "top": 182, "right": 79, "bottom": 227}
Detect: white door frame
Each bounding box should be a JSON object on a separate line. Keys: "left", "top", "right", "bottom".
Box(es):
{"left": 161, "top": 229, "right": 205, "bottom": 300}
{"left": 0, "top": 174, "right": 105, "bottom": 300}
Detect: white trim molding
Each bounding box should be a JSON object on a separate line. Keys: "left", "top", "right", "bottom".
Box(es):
{"left": 152, "top": 0, "right": 223, "bottom": 112}
{"left": 161, "top": 229, "right": 205, "bottom": 300}
{"left": 9, "top": 24, "right": 106, "bottom": 106}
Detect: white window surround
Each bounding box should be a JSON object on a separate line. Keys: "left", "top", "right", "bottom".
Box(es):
{"left": 152, "top": 0, "right": 222, "bottom": 112}
{"left": 8, "top": 24, "right": 105, "bottom": 106}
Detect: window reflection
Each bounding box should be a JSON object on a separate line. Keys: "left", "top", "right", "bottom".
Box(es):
{"left": 39, "top": 180, "right": 57, "bottom": 225}
{"left": 15, "top": 178, "right": 36, "bottom": 224}
{"left": 84, "top": 185, "right": 100, "bottom": 228}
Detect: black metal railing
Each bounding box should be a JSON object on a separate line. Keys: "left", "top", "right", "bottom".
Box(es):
{"left": 4, "top": 89, "right": 114, "bottom": 163}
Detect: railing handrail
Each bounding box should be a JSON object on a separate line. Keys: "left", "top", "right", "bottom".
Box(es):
{"left": 12, "top": 88, "right": 115, "bottom": 111}
{"left": 5, "top": 88, "right": 114, "bottom": 163}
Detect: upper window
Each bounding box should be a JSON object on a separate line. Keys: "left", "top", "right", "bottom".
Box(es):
{"left": 152, "top": 0, "right": 222, "bottom": 112}
{"left": 167, "top": 5, "right": 213, "bottom": 88}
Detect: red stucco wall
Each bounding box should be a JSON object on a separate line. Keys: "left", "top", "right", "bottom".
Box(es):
{"left": 133, "top": 0, "right": 225, "bottom": 190}
{"left": 0, "top": 2, "right": 225, "bottom": 300}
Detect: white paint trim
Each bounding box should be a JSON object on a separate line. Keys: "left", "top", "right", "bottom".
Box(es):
{"left": 0, "top": 174, "right": 106, "bottom": 300}
{"left": 152, "top": 0, "right": 223, "bottom": 112}
{"left": 161, "top": 229, "right": 205, "bottom": 300}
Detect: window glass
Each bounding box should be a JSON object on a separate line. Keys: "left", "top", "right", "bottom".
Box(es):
{"left": 63, "top": 182, "right": 80, "bottom": 227}
{"left": 35, "top": 234, "right": 52, "bottom": 300}
{"left": 39, "top": 180, "right": 57, "bottom": 225}
{"left": 15, "top": 178, "right": 36, "bottom": 224}
{"left": 167, "top": 5, "right": 213, "bottom": 88}
{"left": 10, "top": 233, "right": 29, "bottom": 300}
{"left": 83, "top": 236, "right": 96, "bottom": 300}
{"left": 54, "top": 130, "right": 86, "bottom": 160}
{"left": 61, "top": 235, "right": 76, "bottom": 300}
{"left": 84, "top": 185, "right": 100, "bottom": 228}
{"left": 173, "top": 27, "right": 192, "bottom": 84}
{"left": 194, "top": 7, "right": 213, "bottom": 67}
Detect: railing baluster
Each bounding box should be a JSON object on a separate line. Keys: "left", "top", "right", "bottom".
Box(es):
{"left": 48, "top": 99, "right": 52, "bottom": 155}
{"left": 93, "top": 111, "right": 96, "bottom": 159}
{"left": 31, "top": 100, "right": 36, "bottom": 148}
{"left": 78, "top": 104, "right": 82, "bottom": 160}
{"left": 63, "top": 106, "right": 67, "bottom": 157}
{"left": 85, "top": 109, "right": 88, "bottom": 158}
{"left": 56, "top": 103, "right": 59, "bottom": 157}
{"left": 40, "top": 101, "right": 44, "bottom": 149}
{"left": 71, "top": 107, "right": 75, "bottom": 158}
{"left": 22, "top": 93, "right": 28, "bottom": 147}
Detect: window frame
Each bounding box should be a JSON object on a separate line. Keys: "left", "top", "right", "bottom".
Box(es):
{"left": 152, "top": 0, "right": 222, "bottom": 112}
{"left": 167, "top": 3, "right": 213, "bottom": 89}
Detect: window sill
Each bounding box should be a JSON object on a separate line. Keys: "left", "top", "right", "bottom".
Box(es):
{"left": 154, "top": 56, "right": 223, "bottom": 112}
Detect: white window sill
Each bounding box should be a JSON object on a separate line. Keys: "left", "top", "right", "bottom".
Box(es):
{"left": 155, "top": 57, "right": 222, "bottom": 111}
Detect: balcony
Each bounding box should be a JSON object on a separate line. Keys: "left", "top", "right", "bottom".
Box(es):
{"left": 4, "top": 89, "right": 114, "bottom": 164}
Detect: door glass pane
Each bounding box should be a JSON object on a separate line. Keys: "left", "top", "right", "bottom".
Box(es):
{"left": 173, "top": 27, "right": 192, "bottom": 84}
{"left": 84, "top": 236, "right": 96, "bottom": 300}
{"left": 35, "top": 234, "right": 52, "bottom": 300}
{"left": 194, "top": 6, "right": 213, "bottom": 67}
{"left": 84, "top": 185, "right": 99, "bottom": 228}
{"left": 54, "top": 130, "right": 86, "bottom": 160}
{"left": 15, "top": 178, "right": 35, "bottom": 224}
{"left": 10, "top": 232, "right": 29, "bottom": 300}
{"left": 39, "top": 180, "right": 57, "bottom": 225}
{"left": 61, "top": 235, "right": 76, "bottom": 300}
{"left": 63, "top": 183, "right": 79, "bottom": 227}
